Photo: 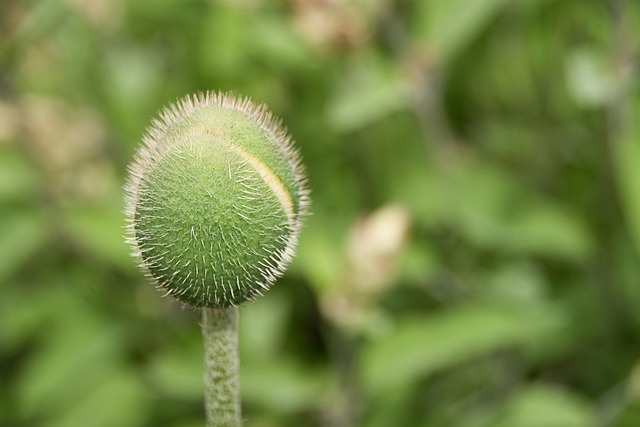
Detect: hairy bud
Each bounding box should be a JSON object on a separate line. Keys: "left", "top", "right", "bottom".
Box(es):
{"left": 125, "top": 92, "right": 309, "bottom": 308}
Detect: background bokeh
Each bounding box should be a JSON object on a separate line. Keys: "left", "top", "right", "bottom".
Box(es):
{"left": 2, "top": 0, "right": 640, "bottom": 426}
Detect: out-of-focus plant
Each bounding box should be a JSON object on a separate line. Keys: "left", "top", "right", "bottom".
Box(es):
{"left": 2, "top": 0, "right": 640, "bottom": 426}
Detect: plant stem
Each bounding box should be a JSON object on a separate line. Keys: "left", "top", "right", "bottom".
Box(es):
{"left": 202, "top": 307, "right": 241, "bottom": 427}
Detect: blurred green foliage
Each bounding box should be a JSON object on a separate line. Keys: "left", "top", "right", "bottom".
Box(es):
{"left": 1, "top": 0, "right": 640, "bottom": 426}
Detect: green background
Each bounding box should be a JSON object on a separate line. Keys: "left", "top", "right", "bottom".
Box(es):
{"left": 2, "top": 0, "right": 640, "bottom": 426}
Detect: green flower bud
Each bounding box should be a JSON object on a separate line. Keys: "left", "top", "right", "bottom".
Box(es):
{"left": 125, "top": 92, "right": 309, "bottom": 308}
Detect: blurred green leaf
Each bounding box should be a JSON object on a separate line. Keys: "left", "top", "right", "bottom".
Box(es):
{"left": 146, "top": 337, "right": 203, "bottom": 400}
{"left": 198, "top": 4, "right": 251, "bottom": 79}
{"left": 610, "top": 405, "right": 640, "bottom": 427}
{"left": 504, "top": 202, "right": 593, "bottom": 260}
{"left": 17, "top": 304, "right": 125, "bottom": 418}
{"left": 407, "top": 158, "right": 593, "bottom": 261}
{"left": 0, "top": 210, "right": 49, "bottom": 284}
{"left": 240, "top": 290, "right": 292, "bottom": 363}
{"left": 64, "top": 199, "right": 135, "bottom": 272}
{"left": 413, "top": 0, "right": 507, "bottom": 65}
{"left": 295, "top": 213, "right": 346, "bottom": 293}
{"left": 242, "top": 359, "right": 328, "bottom": 414}
{"left": 0, "top": 285, "right": 67, "bottom": 351}
{"left": 103, "top": 46, "right": 166, "bottom": 136}
{"left": 614, "top": 98, "right": 640, "bottom": 258}
{"left": 566, "top": 48, "right": 617, "bottom": 108}
{"left": 629, "top": 361, "right": 640, "bottom": 404}
{"left": 45, "top": 370, "right": 150, "bottom": 427}
{"left": 360, "top": 303, "right": 570, "bottom": 394}
{"left": 327, "top": 52, "right": 411, "bottom": 133}
{"left": 363, "top": 386, "right": 416, "bottom": 427}
{"left": 481, "top": 262, "right": 547, "bottom": 307}
{"left": 251, "top": 16, "right": 314, "bottom": 71}
{"left": 487, "top": 384, "right": 596, "bottom": 427}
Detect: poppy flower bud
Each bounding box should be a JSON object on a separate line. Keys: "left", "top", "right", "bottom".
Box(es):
{"left": 125, "top": 92, "right": 309, "bottom": 308}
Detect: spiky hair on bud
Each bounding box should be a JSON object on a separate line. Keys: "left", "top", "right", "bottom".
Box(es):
{"left": 125, "top": 91, "right": 310, "bottom": 308}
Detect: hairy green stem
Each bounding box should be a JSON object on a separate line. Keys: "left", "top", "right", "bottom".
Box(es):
{"left": 202, "top": 307, "right": 241, "bottom": 427}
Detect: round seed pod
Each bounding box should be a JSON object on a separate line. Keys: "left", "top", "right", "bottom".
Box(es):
{"left": 125, "top": 92, "right": 309, "bottom": 308}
